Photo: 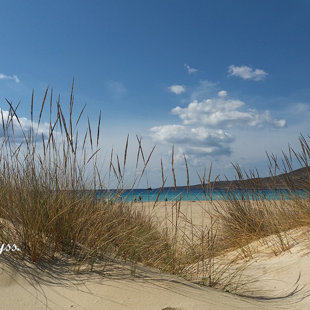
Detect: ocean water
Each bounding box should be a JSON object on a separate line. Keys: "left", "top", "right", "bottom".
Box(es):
{"left": 97, "top": 188, "right": 308, "bottom": 202}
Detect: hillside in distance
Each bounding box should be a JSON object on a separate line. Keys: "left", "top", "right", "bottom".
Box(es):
{"left": 166, "top": 167, "right": 310, "bottom": 190}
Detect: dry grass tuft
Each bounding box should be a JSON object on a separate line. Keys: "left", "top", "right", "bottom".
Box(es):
{"left": 1, "top": 85, "right": 310, "bottom": 295}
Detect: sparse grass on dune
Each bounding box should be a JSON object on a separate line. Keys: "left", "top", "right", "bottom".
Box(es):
{"left": 212, "top": 141, "right": 310, "bottom": 259}
{"left": 1, "top": 85, "right": 310, "bottom": 296}
{"left": 0, "top": 85, "right": 176, "bottom": 273}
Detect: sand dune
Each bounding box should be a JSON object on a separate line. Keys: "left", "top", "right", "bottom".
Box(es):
{"left": 1, "top": 201, "right": 310, "bottom": 309}
{"left": 0, "top": 254, "right": 305, "bottom": 310}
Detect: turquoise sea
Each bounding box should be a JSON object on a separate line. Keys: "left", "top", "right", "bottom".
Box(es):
{"left": 97, "top": 188, "right": 308, "bottom": 202}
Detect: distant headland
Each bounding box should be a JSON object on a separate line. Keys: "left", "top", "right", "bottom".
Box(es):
{"left": 159, "top": 167, "right": 310, "bottom": 191}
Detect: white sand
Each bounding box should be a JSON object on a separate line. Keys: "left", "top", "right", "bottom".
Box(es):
{"left": 0, "top": 257, "right": 288, "bottom": 310}
{"left": 1, "top": 201, "right": 310, "bottom": 309}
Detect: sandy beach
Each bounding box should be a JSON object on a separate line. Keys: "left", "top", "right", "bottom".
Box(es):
{"left": 1, "top": 250, "right": 309, "bottom": 310}
{"left": 1, "top": 200, "right": 310, "bottom": 309}
{"left": 2, "top": 0, "right": 310, "bottom": 308}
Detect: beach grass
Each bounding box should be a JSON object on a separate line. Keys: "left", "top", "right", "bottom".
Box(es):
{"left": 1, "top": 85, "right": 310, "bottom": 294}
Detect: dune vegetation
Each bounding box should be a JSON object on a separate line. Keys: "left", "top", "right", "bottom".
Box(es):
{"left": 0, "top": 85, "right": 310, "bottom": 294}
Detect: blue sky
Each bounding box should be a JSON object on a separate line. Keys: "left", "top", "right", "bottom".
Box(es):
{"left": 1, "top": 0, "right": 310, "bottom": 187}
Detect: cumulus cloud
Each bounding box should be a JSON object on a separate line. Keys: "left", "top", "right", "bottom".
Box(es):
{"left": 150, "top": 91, "right": 286, "bottom": 163}
{"left": 150, "top": 125, "right": 232, "bottom": 146}
{"left": 218, "top": 90, "right": 227, "bottom": 97}
{"left": 172, "top": 92, "right": 285, "bottom": 128}
{"left": 150, "top": 125, "right": 233, "bottom": 159}
{"left": 184, "top": 64, "right": 198, "bottom": 74}
{"left": 168, "top": 85, "right": 186, "bottom": 95}
{"left": 0, "top": 108, "right": 51, "bottom": 141}
{"left": 0, "top": 73, "right": 20, "bottom": 83}
{"left": 228, "top": 65, "right": 267, "bottom": 81}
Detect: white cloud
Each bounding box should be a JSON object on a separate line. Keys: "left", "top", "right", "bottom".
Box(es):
{"left": 218, "top": 90, "right": 227, "bottom": 97}
{"left": 0, "top": 108, "right": 51, "bottom": 141}
{"left": 228, "top": 65, "right": 267, "bottom": 81}
{"left": 168, "top": 85, "right": 186, "bottom": 95}
{"left": 0, "top": 73, "right": 20, "bottom": 83}
{"left": 172, "top": 92, "right": 285, "bottom": 128}
{"left": 150, "top": 91, "right": 286, "bottom": 163}
{"left": 184, "top": 64, "right": 198, "bottom": 74}
{"left": 150, "top": 125, "right": 233, "bottom": 160}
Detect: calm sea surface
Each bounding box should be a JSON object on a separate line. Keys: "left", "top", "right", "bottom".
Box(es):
{"left": 97, "top": 188, "right": 308, "bottom": 202}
